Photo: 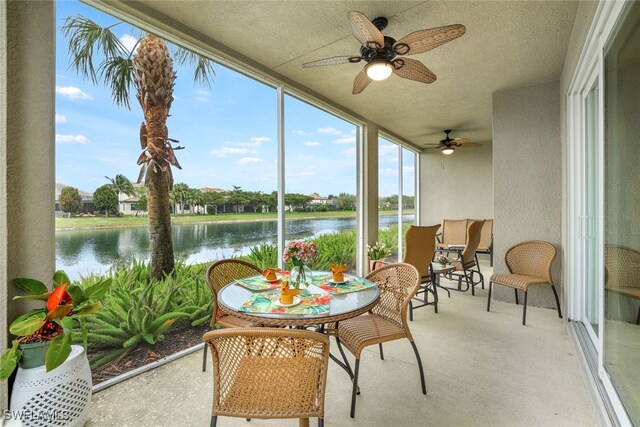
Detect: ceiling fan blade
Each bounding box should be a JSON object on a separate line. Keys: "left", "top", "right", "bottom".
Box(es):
{"left": 394, "top": 24, "right": 466, "bottom": 56}
{"left": 452, "top": 137, "right": 471, "bottom": 144}
{"left": 352, "top": 69, "right": 372, "bottom": 95}
{"left": 393, "top": 58, "right": 436, "bottom": 84}
{"left": 348, "top": 11, "right": 385, "bottom": 49}
{"left": 301, "top": 56, "right": 362, "bottom": 68}
{"left": 456, "top": 141, "right": 483, "bottom": 147}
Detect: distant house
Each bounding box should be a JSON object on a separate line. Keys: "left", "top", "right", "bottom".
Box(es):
{"left": 309, "top": 193, "right": 333, "bottom": 206}
{"left": 55, "top": 183, "right": 94, "bottom": 215}
{"left": 119, "top": 183, "right": 145, "bottom": 215}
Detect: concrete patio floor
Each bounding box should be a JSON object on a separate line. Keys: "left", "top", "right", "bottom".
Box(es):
{"left": 87, "top": 261, "right": 597, "bottom": 426}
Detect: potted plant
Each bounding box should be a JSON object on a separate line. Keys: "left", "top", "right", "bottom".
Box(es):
{"left": 434, "top": 255, "right": 451, "bottom": 268}
{"left": 1, "top": 270, "right": 111, "bottom": 381}
{"left": 367, "top": 242, "right": 391, "bottom": 271}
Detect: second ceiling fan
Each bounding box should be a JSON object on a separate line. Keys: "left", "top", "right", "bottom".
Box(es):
{"left": 301, "top": 11, "right": 466, "bottom": 94}
{"left": 426, "top": 130, "right": 483, "bottom": 155}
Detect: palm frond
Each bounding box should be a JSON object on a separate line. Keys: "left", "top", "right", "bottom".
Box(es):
{"left": 99, "top": 56, "right": 134, "bottom": 109}
{"left": 173, "top": 48, "right": 215, "bottom": 88}
{"left": 62, "top": 15, "right": 133, "bottom": 108}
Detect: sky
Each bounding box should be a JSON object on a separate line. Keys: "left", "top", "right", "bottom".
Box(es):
{"left": 55, "top": 0, "right": 414, "bottom": 198}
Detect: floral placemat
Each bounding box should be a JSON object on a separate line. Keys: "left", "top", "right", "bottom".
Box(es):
{"left": 235, "top": 276, "right": 282, "bottom": 291}
{"left": 238, "top": 290, "right": 330, "bottom": 315}
{"left": 317, "top": 277, "right": 376, "bottom": 295}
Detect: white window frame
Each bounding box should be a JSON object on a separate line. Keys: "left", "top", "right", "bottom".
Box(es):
{"left": 566, "top": 1, "right": 633, "bottom": 425}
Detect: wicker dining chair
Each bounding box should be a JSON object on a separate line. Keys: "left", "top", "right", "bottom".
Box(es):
{"left": 604, "top": 245, "right": 640, "bottom": 325}
{"left": 475, "top": 219, "right": 494, "bottom": 266}
{"left": 203, "top": 328, "right": 329, "bottom": 427}
{"left": 202, "top": 259, "right": 262, "bottom": 372}
{"left": 487, "top": 240, "right": 561, "bottom": 325}
{"left": 446, "top": 220, "right": 485, "bottom": 295}
{"left": 335, "top": 263, "right": 426, "bottom": 418}
{"left": 403, "top": 224, "right": 441, "bottom": 319}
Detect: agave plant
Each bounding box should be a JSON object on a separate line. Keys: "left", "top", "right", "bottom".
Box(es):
{"left": 0, "top": 271, "right": 111, "bottom": 380}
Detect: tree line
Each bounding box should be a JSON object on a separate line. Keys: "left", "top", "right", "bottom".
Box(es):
{"left": 58, "top": 178, "right": 365, "bottom": 217}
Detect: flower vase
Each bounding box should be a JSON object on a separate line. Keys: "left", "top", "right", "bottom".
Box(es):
{"left": 290, "top": 263, "right": 313, "bottom": 289}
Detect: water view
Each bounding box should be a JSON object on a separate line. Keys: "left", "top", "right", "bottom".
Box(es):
{"left": 56, "top": 214, "right": 412, "bottom": 279}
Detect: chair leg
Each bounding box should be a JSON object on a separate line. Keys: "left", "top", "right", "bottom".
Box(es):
{"left": 202, "top": 345, "right": 207, "bottom": 372}
{"left": 487, "top": 282, "right": 492, "bottom": 312}
{"left": 636, "top": 305, "right": 640, "bottom": 326}
{"left": 410, "top": 340, "right": 427, "bottom": 395}
{"left": 475, "top": 255, "right": 484, "bottom": 289}
{"left": 350, "top": 359, "right": 360, "bottom": 418}
{"left": 299, "top": 418, "right": 310, "bottom": 427}
{"left": 318, "top": 418, "right": 324, "bottom": 427}
{"left": 551, "top": 285, "right": 563, "bottom": 318}
{"left": 514, "top": 289, "right": 519, "bottom": 305}
{"left": 522, "top": 290, "right": 528, "bottom": 325}
{"left": 409, "top": 300, "right": 414, "bottom": 322}
{"left": 335, "top": 337, "right": 354, "bottom": 379}
{"left": 464, "top": 267, "right": 474, "bottom": 296}
{"left": 379, "top": 343, "right": 384, "bottom": 360}
{"left": 210, "top": 416, "right": 217, "bottom": 427}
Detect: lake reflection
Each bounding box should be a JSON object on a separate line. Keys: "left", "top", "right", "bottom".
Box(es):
{"left": 56, "top": 214, "right": 411, "bottom": 280}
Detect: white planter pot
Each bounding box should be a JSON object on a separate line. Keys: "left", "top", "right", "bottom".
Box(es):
{"left": 10, "top": 345, "right": 92, "bottom": 427}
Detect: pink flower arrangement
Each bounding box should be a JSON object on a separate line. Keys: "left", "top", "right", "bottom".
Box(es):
{"left": 283, "top": 241, "right": 319, "bottom": 266}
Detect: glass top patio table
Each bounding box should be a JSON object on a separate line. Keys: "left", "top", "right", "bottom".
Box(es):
{"left": 217, "top": 271, "right": 380, "bottom": 327}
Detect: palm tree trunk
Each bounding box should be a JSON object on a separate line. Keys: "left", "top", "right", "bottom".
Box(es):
{"left": 145, "top": 111, "right": 175, "bottom": 279}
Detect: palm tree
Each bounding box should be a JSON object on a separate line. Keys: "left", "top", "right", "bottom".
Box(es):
{"left": 106, "top": 174, "right": 135, "bottom": 213}
{"left": 63, "top": 16, "right": 214, "bottom": 279}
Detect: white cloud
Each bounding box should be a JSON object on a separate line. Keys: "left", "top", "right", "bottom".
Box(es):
{"left": 380, "top": 168, "right": 398, "bottom": 176}
{"left": 55, "top": 134, "right": 89, "bottom": 144}
{"left": 333, "top": 136, "right": 356, "bottom": 144}
{"left": 403, "top": 166, "right": 415, "bottom": 174}
{"left": 292, "top": 129, "right": 312, "bottom": 136}
{"left": 224, "top": 136, "right": 271, "bottom": 147}
{"left": 304, "top": 141, "right": 321, "bottom": 147}
{"left": 378, "top": 143, "right": 398, "bottom": 156}
{"left": 251, "top": 136, "right": 271, "bottom": 144}
{"left": 195, "top": 96, "right": 210, "bottom": 103}
{"left": 209, "top": 147, "right": 255, "bottom": 157}
{"left": 317, "top": 127, "right": 341, "bottom": 135}
{"left": 98, "top": 157, "right": 115, "bottom": 163}
{"left": 119, "top": 34, "right": 138, "bottom": 53}
{"left": 350, "top": 129, "right": 357, "bottom": 135}
{"left": 196, "top": 89, "right": 211, "bottom": 96}
{"left": 56, "top": 86, "right": 92, "bottom": 100}
{"left": 299, "top": 155, "right": 315, "bottom": 160}
{"left": 55, "top": 113, "right": 67, "bottom": 124}
{"left": 341, "top": 148, "right": 356, "bottom": 156}
{"left": 238, "top": 157, "right": 263, "bottom": 165}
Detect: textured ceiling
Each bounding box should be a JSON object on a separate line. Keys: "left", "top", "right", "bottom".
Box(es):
{"left": 137, "top": 1, "right": 579, "bottom": 148}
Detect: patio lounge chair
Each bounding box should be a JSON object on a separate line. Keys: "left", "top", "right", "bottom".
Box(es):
{"left": 444, "top": 220, "right": 485, "bottom": 295}
{"left": 475, "top": 219, "right": 494, "bottom": 266}
{"left": 202, "top": 259, "right": 262, "bottom": 372}
{"left": 403, "top": 224, "right": 441, "bottom": 319}
{"left": 335, "top": 263, "right": 426, "bottom": 418}
{"left": 604, "top": 245, "right": 640, "bottom": 325}
{"left": 436, "top": 218, "right": 468, "bottom": 249}
{"left": 487, "top": 240, "right": 562, "bottom": 325}
{"left": 203, "top": 328, "right": 329, "bottom": 427}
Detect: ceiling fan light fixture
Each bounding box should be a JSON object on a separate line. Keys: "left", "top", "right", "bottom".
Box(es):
{"left": 365, "top": 59, "right": 393, "bottom": 81}
{"left": 441, "top": 147, "right": 455, "bottom": 155}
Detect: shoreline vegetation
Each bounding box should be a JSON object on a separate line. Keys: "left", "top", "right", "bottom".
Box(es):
{"left": 56, "top": 209, "right": 414, "bottom": 231}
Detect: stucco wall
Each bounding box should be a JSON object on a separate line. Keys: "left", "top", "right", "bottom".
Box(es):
{"left": 419, "top": 143, "right": 493, "bottom": 226}
{"left": 1, "top": 0, "right": 55, "bottom": 408}
{"left": 492, "top": 81, "right": 562, "bottom": 308}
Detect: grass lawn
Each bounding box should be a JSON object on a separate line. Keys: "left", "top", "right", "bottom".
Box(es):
{"left": 56, "top": 210, "right": 413, "bottom": 230}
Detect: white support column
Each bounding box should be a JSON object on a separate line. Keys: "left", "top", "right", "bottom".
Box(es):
{"left": 276, "top": 85, "right": 285, "bottom": 269}
{"left": 359, "top": 123, "right": 378, "bottom": 275}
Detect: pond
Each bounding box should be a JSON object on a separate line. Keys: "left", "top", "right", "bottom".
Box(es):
{"left": 56, "top": 214, "right": 413, "bottom": 279}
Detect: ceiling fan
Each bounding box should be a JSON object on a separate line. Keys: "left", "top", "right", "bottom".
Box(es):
{"left": 426, "top": 130, "right": 483, "bottom": 155}
{"left": 301, "top": 11, "right": 466, "bottom": 94}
